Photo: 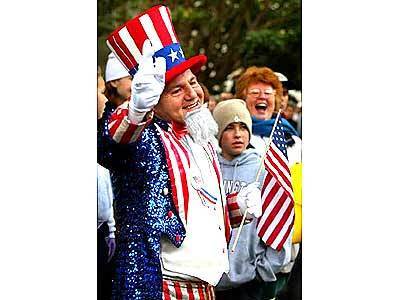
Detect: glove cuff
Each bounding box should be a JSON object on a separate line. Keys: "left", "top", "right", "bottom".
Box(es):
{"left": 128, "top": 107, "right": 148, "bottom": 124}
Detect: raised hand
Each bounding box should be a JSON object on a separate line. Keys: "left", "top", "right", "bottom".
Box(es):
{"left": 128, "top": 39, "right": 166, "bottom": 123}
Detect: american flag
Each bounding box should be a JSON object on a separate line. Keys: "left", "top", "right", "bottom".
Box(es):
{"left": 256, "top": 117, "right": 295, "bottom": 251}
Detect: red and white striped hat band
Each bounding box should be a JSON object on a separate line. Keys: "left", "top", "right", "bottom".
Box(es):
{"left": 107, "top": 5, "right": 207, "bottom": 83}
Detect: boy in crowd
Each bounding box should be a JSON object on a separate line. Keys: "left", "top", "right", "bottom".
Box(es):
{"left": 213, "top": 99, "right": 291, "bottom": 300}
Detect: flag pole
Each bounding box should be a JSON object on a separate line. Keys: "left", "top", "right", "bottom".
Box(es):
{"left": 254, "top": 109, "right": 282, "bottom": 182}
{"left": 231, "top": 109, "right": 282, "bottom": 253}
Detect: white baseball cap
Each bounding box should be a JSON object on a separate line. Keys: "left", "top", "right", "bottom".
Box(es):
{"left": 105, "top": 52, "right": 130, "bottom": 82}
{"left": 274, "top": 72, "right": 288, "bottom": 82}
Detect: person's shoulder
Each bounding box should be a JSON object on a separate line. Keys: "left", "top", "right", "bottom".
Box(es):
{"left": 287, "top": 135, "right": 302, "bottom": 165}
{"left": 233, "top": 148, "right": 261, "bottom": 168}
{"left": 242, "top": 148, "right": 262, "bottom": 159}
{"left": 97, "top": 163, "right": 110, "bottom": 177}
{"left": 137, "top": 122, "right": 160, "bottom": 145}
{"left": 249, "top": 134, "right": 267, "bottom": 153}
{"left": 291, "top": 135, "right": 302, "bottom": 145}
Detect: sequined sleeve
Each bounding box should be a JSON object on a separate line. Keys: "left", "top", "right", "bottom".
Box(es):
{"left": 111, "top": 123, "right": 185, "bottom": 299}
{"left": 97, "top": 102, "right": 146, "bottom": 170}
{"left": 97, "top": 102, "right": 129, "bottom": 170}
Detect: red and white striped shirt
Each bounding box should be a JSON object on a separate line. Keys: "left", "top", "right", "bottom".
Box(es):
{"left": 162, "top": 278, "right": 215, "bottom": 300}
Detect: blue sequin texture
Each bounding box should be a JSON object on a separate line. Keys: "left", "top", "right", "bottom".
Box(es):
{"left": 98, "top": 108, "right": 186, "bottom": 299}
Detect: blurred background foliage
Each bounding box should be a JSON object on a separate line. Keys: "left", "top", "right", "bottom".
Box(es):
{"left": 98, "top": 0, "right": 301, "bottom": 93}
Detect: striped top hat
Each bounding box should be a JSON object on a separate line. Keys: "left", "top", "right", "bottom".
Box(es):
{"left": 106, "top": 5, "right": 207, "bottom": 83}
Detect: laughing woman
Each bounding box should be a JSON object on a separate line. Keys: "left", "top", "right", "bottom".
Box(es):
{"left": 235, "top": 66, "right": 301, "bottom": 166}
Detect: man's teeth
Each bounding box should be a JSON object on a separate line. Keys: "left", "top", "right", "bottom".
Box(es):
{"left": 186, "top": 102, "right": 198, "bottom": 109}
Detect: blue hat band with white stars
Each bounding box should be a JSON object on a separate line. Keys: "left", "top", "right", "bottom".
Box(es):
{"left": 128, "top": 43, "right": 185, "bottom": 77}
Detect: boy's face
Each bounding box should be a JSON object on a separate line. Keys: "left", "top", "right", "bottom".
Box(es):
{"left": 220, "top": 122, "right": 250, "bottom": 161}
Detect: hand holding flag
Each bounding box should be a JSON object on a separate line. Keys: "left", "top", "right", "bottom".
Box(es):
{"left": 236, "top": 182, "right": 262, "bottom": 219}
{"left": 232, "top": 110, "right": 295, "bottom": 252}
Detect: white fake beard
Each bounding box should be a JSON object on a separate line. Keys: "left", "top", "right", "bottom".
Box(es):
{"left": 185, "top": 107, "right": 219, "bottom": 147}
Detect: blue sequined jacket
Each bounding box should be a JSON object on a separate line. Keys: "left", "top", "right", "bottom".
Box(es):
{"left": 98, "top": 102, "right": 186, "bottom": 299}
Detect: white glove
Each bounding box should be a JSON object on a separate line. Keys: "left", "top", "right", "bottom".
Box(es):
{"left": 236, "top": 182, "right": 262, "bottom": 220}
{"left": 128, "top": 39, "right": 166, "bottom": 123}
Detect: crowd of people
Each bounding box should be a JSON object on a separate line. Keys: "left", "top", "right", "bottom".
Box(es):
{"left": 97, "top": 4, "right": 302, "bottom": 300}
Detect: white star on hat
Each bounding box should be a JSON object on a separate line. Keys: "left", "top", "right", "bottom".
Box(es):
{"left": 168, "top": 48, "right": 179, "bottom": 62}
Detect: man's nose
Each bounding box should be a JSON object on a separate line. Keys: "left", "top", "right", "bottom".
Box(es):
{"left": 184, "top": 85, "right": 197, "bottom": 101}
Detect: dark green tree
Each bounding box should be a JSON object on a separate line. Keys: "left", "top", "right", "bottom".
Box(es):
{"left": 98, "top": 0, "right": 301, "bottom": 93}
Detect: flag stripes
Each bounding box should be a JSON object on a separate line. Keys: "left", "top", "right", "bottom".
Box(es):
{"left": 256, "top": 117, "right": 295, "bottom": 251}
{"left": 271, "top": 209, "right": 294, "bottom": 250}
{"left": 264, "top": 143, "right": 293, "bottom": 197}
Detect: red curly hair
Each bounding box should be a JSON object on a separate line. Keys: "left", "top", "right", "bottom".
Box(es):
{"left": 235, "top": 66, "right": 283, "bottom": 111}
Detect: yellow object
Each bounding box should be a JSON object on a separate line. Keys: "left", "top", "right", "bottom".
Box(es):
{"left": 290, "top": 162, "right": 302, "bottom": 244}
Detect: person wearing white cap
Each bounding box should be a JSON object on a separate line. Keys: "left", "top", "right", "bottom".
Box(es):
{"left": 98, "top": 53, "right": 133, "bottom": 150}
{"left": 274, "top": 72, "right": 290, "bottom": 110}
{"left": 104, "top": 52, "right": 132, "bottom": 109}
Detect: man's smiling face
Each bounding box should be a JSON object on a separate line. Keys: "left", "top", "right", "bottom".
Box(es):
{"left": 154, "top": 69, "right": 204, "bottom": 124}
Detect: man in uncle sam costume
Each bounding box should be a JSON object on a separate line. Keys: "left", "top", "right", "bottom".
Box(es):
{"left": 98, "top": 5, "right": 262, "bottom": 300}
